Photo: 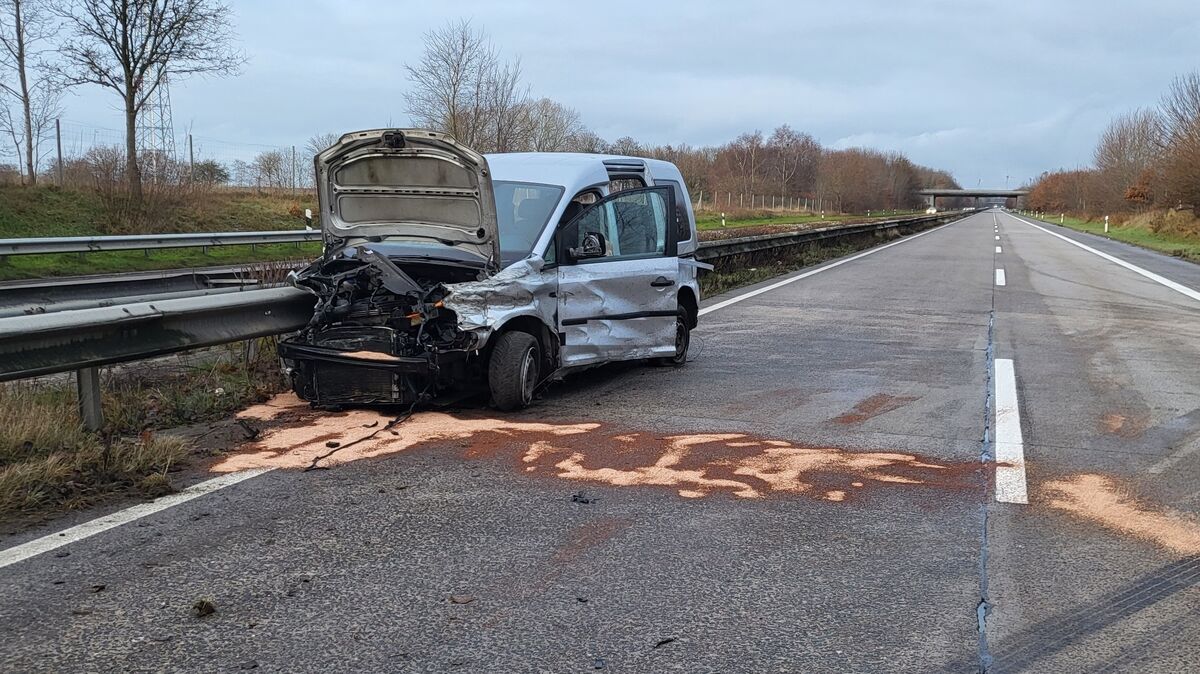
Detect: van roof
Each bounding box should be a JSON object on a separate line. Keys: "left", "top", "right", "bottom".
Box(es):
{"left": 484, "top": 152, "right": 684, "bottom": 193}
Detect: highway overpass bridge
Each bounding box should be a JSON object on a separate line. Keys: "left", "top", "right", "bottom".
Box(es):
{"left": 918, "top": 188, "right": 1029, "bottom": 208}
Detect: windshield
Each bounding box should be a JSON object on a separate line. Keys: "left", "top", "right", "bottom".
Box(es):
{"left": 494, "top": 181, "right": 564, "bottom": 265}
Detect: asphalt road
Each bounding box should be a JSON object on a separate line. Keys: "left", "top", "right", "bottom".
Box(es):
{"left": 2, "top": 210, "right": 1198, "bottom": 673}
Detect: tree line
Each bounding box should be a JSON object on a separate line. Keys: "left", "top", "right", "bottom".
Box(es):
{"left": 1027, "top": 72, "right": 1200, "bottom": 217}
{"left": 404, "top": 20, "right": 962, "bottom": 212}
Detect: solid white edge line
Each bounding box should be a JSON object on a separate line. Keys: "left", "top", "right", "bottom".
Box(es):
{"left": 1009, "top": 214, "right": 1200, "bottom": 304}
{"left": 995, "top": 269, "right": 1006, "bottom": 286}
{"left": 0, "top": 468, "right": 274, "bottom": 570}
{"left": 993, "top": 359, "right": 1028, "bottom": 504}
{"left": 698, "top": 218, "right": 961, "bottom": 316}
{"left": 996, "top": 246, "right": 1002, "bottom": 254}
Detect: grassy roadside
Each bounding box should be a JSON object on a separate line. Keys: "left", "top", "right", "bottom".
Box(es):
{"left": 0, "top": 186, "right": 318, "bottom": 281}
{"left": 0, "top": 341, "right": 286, "bottom": 522}
{"left": 695, "top": 209, "right": 921, "bottom": 231}
{"left": 1032, "top": 212, "right": 1200, "bottom": 263}
{"left": 699, "top": 241, "right": 859, "bottom": 297}
{"left": 0, "top": 243, "right": 321, "bottom": 281}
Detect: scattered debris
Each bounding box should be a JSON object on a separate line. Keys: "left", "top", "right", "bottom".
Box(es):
{"left": 54, "top": 551, "right": 69, "bottom": 558}
{"left": 239, "top": 660, "right": 259, "bottom": 670}
{"left": 237, "top": 419, "right": 260, "bottom": 440}
{"left": 654, "top": 637, "right": 677, "bottom": 649}
{"left": 192, "top": 597, "right": 217, "bottom": 618}
{"left": 449, "top": 594, "right": 475, "bottom": 605}
{"left": 325, "top": 441, "right": 341, "bottom": 449}
{"left": 593, "top": 657, "right": 606, "bottom": 669}
{"left": 89, "top": 584, "right": 106, "bottom": 593}
{"left": 576, "top": 597, "right": 588, "bottom": 603}
{"left": 572, "top": 492, "right": 596, "bottom": 504}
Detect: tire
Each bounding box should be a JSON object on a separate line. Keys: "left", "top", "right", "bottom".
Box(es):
{"left": 488, "top": 330, "right": 541, "bottom": 411}
{"left": 656, "top": 307, "right": 691, "bottom": 366}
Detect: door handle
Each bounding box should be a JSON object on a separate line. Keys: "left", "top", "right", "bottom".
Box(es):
{"left": 650, "top": 276, "right": 675, "bottom": 287}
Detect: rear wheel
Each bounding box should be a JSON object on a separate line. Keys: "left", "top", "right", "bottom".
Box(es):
{"left": 656, "top": 307, "right": 691, "bottom": 366}
{"left": 488, "top": 331, "right": 541, "bottom": 411}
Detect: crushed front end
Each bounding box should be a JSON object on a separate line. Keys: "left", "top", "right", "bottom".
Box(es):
{"left": 278, "top": 248, "right": 487, "bottom": 407}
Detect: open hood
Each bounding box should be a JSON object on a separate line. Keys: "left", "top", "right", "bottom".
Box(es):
{"left": 316, "top": 129, "right": 500, "bottom": 268}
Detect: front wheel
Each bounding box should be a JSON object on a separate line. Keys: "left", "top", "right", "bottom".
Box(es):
{"left": 656, "top": 307, "right": 691, "bottom": 367}
{"left": 488, "top": 331, "right": 541, "bottom": 411}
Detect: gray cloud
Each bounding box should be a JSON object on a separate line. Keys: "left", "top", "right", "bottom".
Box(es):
{"left": 59, "top": 0, "right": 1200, "bottom": 187}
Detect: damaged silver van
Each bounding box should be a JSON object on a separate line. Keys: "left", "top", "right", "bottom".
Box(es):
{"left": 278, "top": 129, "right": 705, "bottom": 410}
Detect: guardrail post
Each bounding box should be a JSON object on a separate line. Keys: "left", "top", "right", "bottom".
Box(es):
{"left": 76, "top": 367, "right": 103, "bottom": 431}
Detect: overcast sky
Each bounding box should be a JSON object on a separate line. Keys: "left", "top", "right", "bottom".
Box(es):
{"left": 60, "top": 0, "right": 1200, "bottom": 188}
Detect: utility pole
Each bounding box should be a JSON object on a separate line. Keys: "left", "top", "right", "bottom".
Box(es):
{"left": 55, "top": 118, "right": 63, "bottom": 186}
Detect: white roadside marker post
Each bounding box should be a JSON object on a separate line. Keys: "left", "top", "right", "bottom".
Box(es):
{"left": 1105, "top": 215, "right": 1110, "bottom": 233}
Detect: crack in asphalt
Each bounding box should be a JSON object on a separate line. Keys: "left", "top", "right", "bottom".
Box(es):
{"left": 977, "top": 223, "right": 999, "bottom": 672}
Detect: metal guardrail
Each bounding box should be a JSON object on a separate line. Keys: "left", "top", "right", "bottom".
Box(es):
{"left": 694, "top": 214, "right": 952, "bottom": 261}
{"left": 0, "top": 211, "right": 963, "bottom": 427}
{"left": 0, "top": 229, "right": 320, "bottom": 256}
{"left": 0, "top": 266, "right": 282, "bottom": 316}
{"left": 0, "top": 286, "right": 314, "bottom": 383}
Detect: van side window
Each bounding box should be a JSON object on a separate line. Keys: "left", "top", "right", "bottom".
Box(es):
{"left": 656, "top": 179, "right": 692, "bottom": 243}
{"left": 561, "top": 187, "right": 672, "bottom": 262}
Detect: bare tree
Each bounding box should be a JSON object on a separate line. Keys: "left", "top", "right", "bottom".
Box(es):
{"left": 404, "top": 20, "right": 543, "bottom": 153}
{"left": 56, "top": 0, "right": 244, "bottom": 201}
{"left": 764, "top": 125, "right": 820, "bottom": 199}
{"left": 1156, "top": 72, "right": 1200, "bottom": 214}
{"left": 0, "top": 0, "right": 61, "bottom": 185}
{"left": 525, "top": 98, "right": 583, "bottom": 151}
{"left": 305, "top": 131, "right": 339, "bottom": 160}
{"left": 1093, "top": 109, "right": 1160, "bottom": 211}
{"left": 303, "top": 131, "right": 339, "bottom": 186}
{"left": 250, "top": 149, "right": 286, "bottom": 189}
{"left": 726, "top": 131, "right": 766, "bottom": 196}
{"left": 405, "top": 19, "right": 495, "bottom": 149}
{"left": 567, "top": 129, "right": 606, "bottom": 153}
{"left": 484, "top": 57, "right": 530, "bottom": 152}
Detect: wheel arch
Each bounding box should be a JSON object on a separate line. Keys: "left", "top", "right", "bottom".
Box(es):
{"left": 678, "top": 286, "right": 699, "bottom": 328}
{"left": 489, "top": 314, "right": 558, "bottom": 371}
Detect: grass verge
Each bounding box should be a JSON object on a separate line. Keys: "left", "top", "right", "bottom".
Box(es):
{"left": 0, "top": 340, "right": 285, "bottom": 521}
{"left": 695, "top": 209, "right": 921, "bottom": 231}
{"left": 0, "top": 185, "right": 319, "bottom": 280}
{"left": 0, "top": 242, "right": 320, "bottom": 281}
{"left": 1033, "top": 212, "right": 1200, "bottom": 263}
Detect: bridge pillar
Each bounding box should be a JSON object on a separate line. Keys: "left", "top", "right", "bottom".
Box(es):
{"left": 974, "top": 196, "right": 980, "bottom": 208}
{"left": 927, "top": 194, "right": 936, "bottom": 209}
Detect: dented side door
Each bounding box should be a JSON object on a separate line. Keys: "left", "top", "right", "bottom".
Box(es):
{"left": 556, "top": 187, "right": 679, "bottom": 366}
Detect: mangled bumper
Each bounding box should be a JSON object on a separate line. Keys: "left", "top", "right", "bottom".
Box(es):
{"left": 278, "top": 326, "right": 467, "bottom": 406}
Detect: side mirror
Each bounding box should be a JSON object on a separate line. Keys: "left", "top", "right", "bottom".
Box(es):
{"left": 569, "top": 232, "right": 606, "bottom": 261}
